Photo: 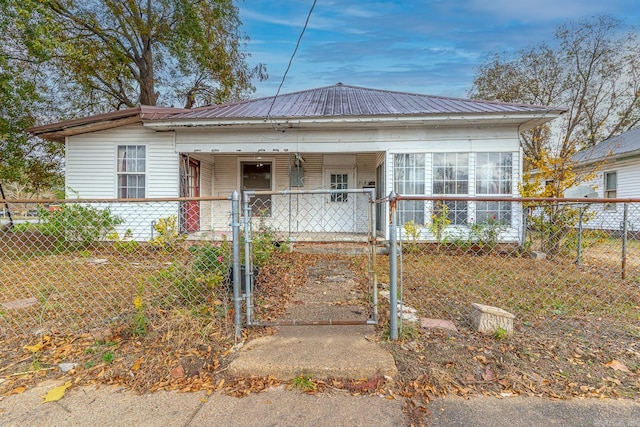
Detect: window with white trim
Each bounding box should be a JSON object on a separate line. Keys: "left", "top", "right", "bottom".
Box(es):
{"left": 433, "top": 153, "right": 468, "bottom": 225}
{"left": 117, "top": 145, "right": 145, "bottom": 198}
{"left": 330, "top": 173, "right": 349, "bottom": 202}
{"left": 394, "top": 153, "right": 425, "bottom": 224}
{"left": 604, "top": 171, "right": 617, "bottom": 211}
{"left": 475, "top": 152, "right": 512, "bottom": 225}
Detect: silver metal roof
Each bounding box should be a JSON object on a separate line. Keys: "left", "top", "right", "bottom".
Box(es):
{"left": 172, "top": 83, "right": 562, "bottom": 120}
{"left": 572, "top": 127, "right": 640, "bottom": 164}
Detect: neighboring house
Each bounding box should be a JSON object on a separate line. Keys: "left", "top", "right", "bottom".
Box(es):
{"left": 571, "top": 127, "right": 640, "bottom": 232}
{"left": 28, "top": 83, "right": 563, "bottom": 241}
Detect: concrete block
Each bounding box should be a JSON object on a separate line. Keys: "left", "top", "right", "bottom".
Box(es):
{"left": 471, "top": 303, "right": 515, "bottom": 336}
{"left": 530, "top": 251, "right": 546, "bottom": 260}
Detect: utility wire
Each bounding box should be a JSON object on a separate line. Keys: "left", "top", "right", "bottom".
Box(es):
{"left": 266, "top": 0, "right": 317, "bottom": 126}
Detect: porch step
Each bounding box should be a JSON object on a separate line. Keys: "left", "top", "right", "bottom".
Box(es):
{"left": 292, "top": 242, "right": 371, "bottom": 255}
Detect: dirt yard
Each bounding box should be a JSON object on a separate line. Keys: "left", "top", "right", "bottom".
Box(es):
{"left": 1, "top": 247, "right": 639, "bottom": 410}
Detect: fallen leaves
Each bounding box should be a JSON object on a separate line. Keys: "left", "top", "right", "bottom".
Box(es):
{"left": 41, "top": 381, "right": 71, "bottom": 403}
{"left": 605, "top": 360, "right": 630, "bottom": 373}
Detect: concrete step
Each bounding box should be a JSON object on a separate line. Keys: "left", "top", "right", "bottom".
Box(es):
{"left": 227, "top": 325, "right": 397, "bottom": 380}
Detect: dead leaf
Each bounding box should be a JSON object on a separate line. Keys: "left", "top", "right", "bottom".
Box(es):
{"left": 41, "top": 381, "right": 71, "bottom": 403}
{"left": 482, "top": 366, "right": 496, "bottom": 382}
{"left": 24, "top": 343, "right": 44, "bottom": 353}
{"left": 130, "top": 358, "right": 143, "bottom": 371}
{"left": 9, "top": 386, "right": 26, "bottom": 395}
{"left": 605, "top": 360, "right": 630, "bottom": 373}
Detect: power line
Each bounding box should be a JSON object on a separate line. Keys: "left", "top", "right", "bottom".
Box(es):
{"left": 266, "top": 0, "right": 317, "bottom": 125}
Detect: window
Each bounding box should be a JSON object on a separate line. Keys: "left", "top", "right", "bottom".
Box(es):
{"left": 117, "top": 145, "right": 145, "bottom": 198}
{"left": 433, "top": 153, "right": 468, "bottom": 224}
{"left": 476, "top": 152, "right": 512, "bottom": 225}
{"left": 475, "top": 201, "right": 512, "bottom": 224}
{"left": 604, "top": 171, "right": 617, "bottom": 211}
{"left": 242, "top": 161, "right": 272, "bottom": 216}
{"left": 394, "top": 154, "right": 425, "bottom": 224}
{"left": 476, "top": 153, "right": 512, "bottom": 195}
{"left": 330, "top": 173, "right": 349, "bottom": 202}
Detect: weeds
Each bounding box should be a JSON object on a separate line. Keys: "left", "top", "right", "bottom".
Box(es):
{"left": 290, "top": 374, "right": 316, "bottom": 392}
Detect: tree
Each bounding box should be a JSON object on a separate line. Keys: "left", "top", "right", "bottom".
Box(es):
{"left": 6, "top": 0, "right": 266, "bottom": 112}
{"left": 0, "top": 10, "right": 63, "bottom": 197}
{"left": 470, "top": 15, "right": 640, "bottom": 166}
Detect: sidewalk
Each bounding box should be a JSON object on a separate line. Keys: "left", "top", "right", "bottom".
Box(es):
{"left": 2, "top": 380, "right": 639, "bottom": 426}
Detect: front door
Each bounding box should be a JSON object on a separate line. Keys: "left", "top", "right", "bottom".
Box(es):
{"left": 324, "top": 169, "right": 356, "bottom": 232}
{"left": 180, "top": 156, "right": 200, "bottom": 232}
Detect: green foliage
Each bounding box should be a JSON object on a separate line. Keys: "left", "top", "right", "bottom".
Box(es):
{"left": 402, "top": 220, "right": 422, "bottom": 252}
{"left": 469, "top": 216, "right": 507, "bottom": 249}
{"left": 108, "top": 229, "right": 139, "bottom": 254}
{"left": 493, "top": 327, "right": 508, "bottom": 340}
{"left": 429, "top": 201, "right": 450, "bottom": 244}
{"left": 291, "top": 375, "right": 316, "bottom": 392}
{"left": 188, "top": 239, "right": 231, "bottom": 291}
{"left": 563, "top": 229, "right": 608, "bottom": 254}
{"left": 102, "top": 351, "right": 115, "bottom": 364}
{"left": 251, "top": 214, "right": 288, "bottom": 268}
{"left": 38, "top": 204, "right": 123, "bottom": 249}
{"left": 6, "top": 0, "right": 266, "bottom": 110}
{"left": 132, "top": 283, "right": 148, "bottom": 338}
{"left": 149, "top": 216, "right": 185, "bottom": 252}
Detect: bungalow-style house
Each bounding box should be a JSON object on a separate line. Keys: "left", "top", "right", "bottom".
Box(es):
{"left": 570, "top": 127, "right": 640, "bottom": 232}
{"left": 28, "top": 83, "right": 563, "bottom": 241}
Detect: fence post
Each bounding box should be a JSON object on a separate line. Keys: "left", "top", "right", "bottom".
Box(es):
{"left": 576, "top": 206, "right": 584, "bottom": 265}
{"left": 622, "top": 203, "right": 628, "bottom": 280}
{"left": 389, "top": 191, "right": 398, "bottom": 340}
{"left": 231, "top": 191, "right": 242, "bottom": 338}
{"left": 243, "top": 191, "right": 254, "bottom": 325}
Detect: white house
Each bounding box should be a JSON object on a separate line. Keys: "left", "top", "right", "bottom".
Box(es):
{"left": 28, "top": 83, "right": 563, "bottom": 241}
{"left": 571, "top": 127, "right": 640, "bottom": 233}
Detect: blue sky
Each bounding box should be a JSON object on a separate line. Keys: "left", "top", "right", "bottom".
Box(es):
{"left": 239, "top": 0, "right": 640, "bottom": 99}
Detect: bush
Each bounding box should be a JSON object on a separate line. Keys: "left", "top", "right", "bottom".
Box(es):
{"left": 38, "top": 204, "right": 123, "bottom": 249}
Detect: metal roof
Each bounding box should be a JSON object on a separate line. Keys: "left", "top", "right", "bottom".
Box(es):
{"left": 173, "top": 83, "right": 563, "bottom": 119}
{"left": 572, "top": 127, "right": 640, "bottom": 164}
{"left": 28, "top": 83, "right": 565, "bottom": 142}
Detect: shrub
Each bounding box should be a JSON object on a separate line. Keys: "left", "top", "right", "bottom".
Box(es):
{"left": 149, "top": 215, "right": 185, "bottom": 252}
{"left": 38, "top": 204, "right": 123, "bottom": 249}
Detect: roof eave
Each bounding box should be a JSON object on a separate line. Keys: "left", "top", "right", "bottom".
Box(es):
{"left": 145, "top": 111, "right": 564, "bottom": 131}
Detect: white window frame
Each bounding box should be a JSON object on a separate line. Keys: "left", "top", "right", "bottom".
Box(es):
{"left": 393, "top": 153, "right": 426, "bottom": 225}
{"left": 116, "top": 145, "right": 146, "bottom": 199}
{"left": 432, "top": 152, "right": 469, "bottom": 225}
{"left": 475, "top": 152, "right": 513, "bottom": 225}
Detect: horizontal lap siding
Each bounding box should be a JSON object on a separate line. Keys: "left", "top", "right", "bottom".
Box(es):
{"left": 582, "top": 161, "right": 640, "bottom": 231}
{"left": 66, "top": 125, "right": 178, "bottom": 240}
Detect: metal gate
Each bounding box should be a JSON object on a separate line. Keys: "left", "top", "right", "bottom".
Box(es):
{"left": 239, "top": 189, "right": 378, "bottom": 327}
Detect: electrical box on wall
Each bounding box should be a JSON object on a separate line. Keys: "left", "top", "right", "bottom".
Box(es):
{"left": 290, "top": 167, "right": 305, "bottom": 187}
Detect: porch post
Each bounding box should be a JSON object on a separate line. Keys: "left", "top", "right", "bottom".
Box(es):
{"left": 231, "top": 191, "right": 242, "bottom": 338}
{"left": 389, "top": 191, "right": 398, "bottom": 340}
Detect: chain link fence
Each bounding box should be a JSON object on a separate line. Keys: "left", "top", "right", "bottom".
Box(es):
{"left": 391, "top": 196, "right": 640, "bottom": 336}
{"left": 245, "top": 189, "right": 375, "bottom": 242}
{"left": 3, "top": 194, "right": 638, "bottom": 343}
{"left": 0, "top": 197, "right": 237, "bottom": 340}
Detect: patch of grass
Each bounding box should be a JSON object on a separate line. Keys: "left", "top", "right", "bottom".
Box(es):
{"left": 290, "top": 375, "right": 316, "bottom": 392}
{"left": 493, "top": 326, "right": 508, "bottom": 340}
{"left": 102, "top": 351, "right": 115, "bottom": 364}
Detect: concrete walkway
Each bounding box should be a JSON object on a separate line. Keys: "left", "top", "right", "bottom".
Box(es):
{"left": 228, "top": 258, "right": 397, "bottom": 380}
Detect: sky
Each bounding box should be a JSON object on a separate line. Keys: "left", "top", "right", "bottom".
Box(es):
{"left": 238, "top": 0, "right": 640, "bottom": 99}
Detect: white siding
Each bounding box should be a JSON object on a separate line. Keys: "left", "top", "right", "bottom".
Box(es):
{"left": 65, "top": 124, "right": 179, "bottom": 240}
{"left": 580, "top": 159, "right": 640, "bottom": 231}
